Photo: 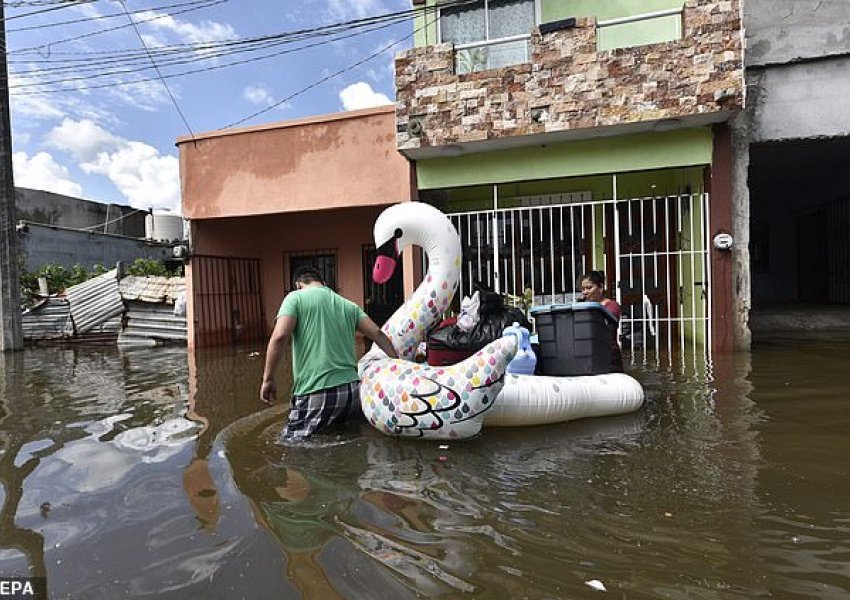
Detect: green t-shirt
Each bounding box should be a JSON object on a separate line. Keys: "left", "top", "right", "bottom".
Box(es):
{"left": 277, "top": 286, "right": 367, "bottom": 396}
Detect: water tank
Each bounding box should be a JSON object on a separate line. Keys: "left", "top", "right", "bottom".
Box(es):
{"left": 145, "top": 213, "right": 184, "bottom": 242}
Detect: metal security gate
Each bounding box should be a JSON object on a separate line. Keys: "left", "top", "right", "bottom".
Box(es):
{"left": 447, "top": 193, "right": 712, "bottom": 362}
{"left": 192, "top": 256, "right": 266, "bottom": 347}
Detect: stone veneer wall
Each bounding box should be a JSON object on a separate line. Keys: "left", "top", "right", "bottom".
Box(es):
{"left": 395, "top": 0, "right": 743, "bottom": 151}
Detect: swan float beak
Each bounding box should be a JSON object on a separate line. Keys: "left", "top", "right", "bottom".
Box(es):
{"left": 373, "top": 228, "right": 402, "bottom": 284}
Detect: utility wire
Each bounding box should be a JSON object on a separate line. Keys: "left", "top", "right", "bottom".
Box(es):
{"left": 117, "top": 0, "right": 195, "bottom": 138}
{"left": 8, "top": 0, "right": 470, "bottom": 97}
{"left": 8, "top": 0, "right": 465, "bottom": 58}
{"left": 7, "top": 0, "right": 226, "bottom": 54}
{"left": 2, "top": 0, "right": 98, "bottom": 21}
{"left": 6, "top": 0, "right": 217, "bottom": 33}
{"left": 10, "top": 7, "right": 411, "bottom": 74}
{"left": 9, "top": 16, "right": 407, "bottom": 93}
{"left": 10, "top": 16, "right": 409, "bottom": 86}
{"left": 225, "top": 8, "right": 442, "bottom": 128}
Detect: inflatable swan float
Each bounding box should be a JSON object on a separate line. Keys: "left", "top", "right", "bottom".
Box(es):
{"left": 358, "top": 203, "right": 517, "bottom": 439}
{"left": 358, "top": 202, "right": 644, "bottom": 439}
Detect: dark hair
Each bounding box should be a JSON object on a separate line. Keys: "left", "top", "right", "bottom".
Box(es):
{"left": 580, "top": 270, "right": 606, "bottom": 288}
{"left": 293, "top": 265, "right": 323, "bottom": 286}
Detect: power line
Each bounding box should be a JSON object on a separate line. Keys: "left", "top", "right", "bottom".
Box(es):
{"left": 116, "top": 0, "right": 195, "bottom": 138}
{"left": 2, "top": 0, "right": 98, "bottom": 22}
{"left": 9, "top": 6, "right": 412, "bottom": 74}
{"left": 7, "top": 0, "right": 226, "bottom": 54}
{"left": 9, "top": 15, "right": 409, "bottom": 86}
{"left": 225, "top": 8, "right": 442, "bottom": 129}
{"left": 6, "top": 0, "right": 218, "bottom": 33}
{"left": 7, "top": 0, "right": 465, "bottom": 94}
{"left": 9, "top": 16, "right": 407, "bottom": 93}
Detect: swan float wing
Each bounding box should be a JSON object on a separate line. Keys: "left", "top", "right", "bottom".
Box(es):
{"left": 361, "top": 336, "right": 517, "bottom": 439}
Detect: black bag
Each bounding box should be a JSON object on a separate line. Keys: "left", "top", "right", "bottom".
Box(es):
{"left": 428, "top": 305, "right": 532, "bottom": 352}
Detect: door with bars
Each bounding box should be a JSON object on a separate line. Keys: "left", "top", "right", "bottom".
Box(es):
{"left": 192, "top": 256, "right": 266, "bottom": 347}
{"left": 447, "top": 194, "right": 712, "bottom": 361}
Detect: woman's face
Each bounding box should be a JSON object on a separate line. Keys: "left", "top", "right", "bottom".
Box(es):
{"left": 580, "top": 279, "right": 603, "bottom": 302}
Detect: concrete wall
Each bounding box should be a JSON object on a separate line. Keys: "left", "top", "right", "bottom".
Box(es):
{"left": 15, "top": 187, "right": 146, "bottom": 237}
{"left": 18, "top": 223, "right": 174, "bottom": 272}
{"left": 178, "top": 107, "right": 414, "bottom": 220}
{"left": 745, "top": 0, "right": 850, "bottom": 66}
{"left": 747, "top": 58, "right": 850, "bottom": 143}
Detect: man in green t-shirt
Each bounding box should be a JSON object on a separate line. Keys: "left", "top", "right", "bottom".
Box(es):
{"left": 260, "top": 266, "right": 398, "bottom": 441}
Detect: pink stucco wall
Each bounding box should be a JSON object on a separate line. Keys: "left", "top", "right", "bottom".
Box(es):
{"left": 178, "top": 106, "right": 414, "bottom": 219}
{"left": 188, "top": 205, "right": 394, "bottom": 342}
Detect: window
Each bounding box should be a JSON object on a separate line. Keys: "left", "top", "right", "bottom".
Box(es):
{"left": 440, "top": 0, "right": 536, "bottom": 74}
{"left": 285, "top": 250, "right": 337, "bottom": 292}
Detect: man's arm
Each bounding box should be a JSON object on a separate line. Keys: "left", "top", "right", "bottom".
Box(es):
{"left": 357, "top": 316, "right": 399, "bottom": 359}
{"left": 260, "top": 315, "right": 296, "bottom": 405}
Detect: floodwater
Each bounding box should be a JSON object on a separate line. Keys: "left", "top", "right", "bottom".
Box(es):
{"left": 0, "top": 336, "right": 848, "bottom": 599}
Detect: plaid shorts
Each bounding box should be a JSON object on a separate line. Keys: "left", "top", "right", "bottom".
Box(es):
{"left": 281, "top": 380, "right": 362, "bottom": 442}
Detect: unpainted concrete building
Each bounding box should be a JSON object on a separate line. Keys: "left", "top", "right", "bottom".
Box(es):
{"left": 744, "top": 0, "right": 850, "bottom": 333}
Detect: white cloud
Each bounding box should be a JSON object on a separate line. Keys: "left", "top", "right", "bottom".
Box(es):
{"left": 9, "top": 91, "right": 65, "bottom": 121}
{"left": 243, "top": 84, "right": 274, "bottom": 106}
{"left": 45, "top": 118, "right": 121, "bottom": 163}
{"left": 45, "top": 119, "right": 180, "bottom": 212}
{"left": 13, "top": 151, "right": 83, "bottom": 197}
{"left": 81, "top": 142, "right": 179, "bottom": 212}
{"left": 139, "top": 10, "right": 237, "bottom": 46}
{"left": 339, "top": 81, "right": 392, "bottom": 111}
{"left": 326, "top": 0, "right": 384, "bottom": 20}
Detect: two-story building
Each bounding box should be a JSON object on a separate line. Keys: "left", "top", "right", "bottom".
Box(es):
{"left": 395, "top": 0, "right": 745, "bottom": 355}
{"left": 179, "top": 0, "right": 748, "bottom": 358}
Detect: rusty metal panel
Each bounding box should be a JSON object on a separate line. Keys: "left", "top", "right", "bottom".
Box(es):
{"left": 22, "top": 298, "right": 74, "bottom": 340}
{"left": 119, "top": 276, "right": 185, "bottom": 303}
{"left": 66, "top": 269, "right": 125, "bottom": 334}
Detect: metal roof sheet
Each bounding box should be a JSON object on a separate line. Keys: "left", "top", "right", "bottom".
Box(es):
{"left": 22, "top": 297, "right": 74, "bottom": 340}
{"left": 66, "top": 269, "right": 125, "bottom": 334}
{"left": 119, "top": 276, "right": 185, "bottom": 304}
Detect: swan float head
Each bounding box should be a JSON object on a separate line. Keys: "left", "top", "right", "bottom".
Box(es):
{"left": 364, "top": 202, "right": 463, "bottom": 362}
{"left": 359, "top": 202, "right": 516, "bottom": 439}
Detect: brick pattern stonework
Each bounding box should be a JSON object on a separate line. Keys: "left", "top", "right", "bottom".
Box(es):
{"left": 395, "top": 0, "right": 743, "bottom": 151}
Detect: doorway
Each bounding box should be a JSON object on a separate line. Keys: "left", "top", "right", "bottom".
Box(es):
{"left": 362, "top": 244, "right": 404, "bottom": 326}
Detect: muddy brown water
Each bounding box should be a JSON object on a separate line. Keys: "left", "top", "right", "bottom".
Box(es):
{"left": 0, "top": 336, "right": 848, "bottom": 599}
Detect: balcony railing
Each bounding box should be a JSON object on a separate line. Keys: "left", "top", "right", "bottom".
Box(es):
{"left": 596, "top": 8, "right": 683, "bottom": 52}
{"left": 454, "top": 34, "right": 531, "bottom": 75}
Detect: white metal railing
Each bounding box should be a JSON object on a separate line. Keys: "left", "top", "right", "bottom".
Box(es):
{"left": 454, "top": 34, "right": 531, "bottom": 74}
{"left": 596, "top": 7, "right": 683, "bottom": 28}
{"left": 445, "top": 193, "right": 712, "bottom": 364}
{"left": 596, "top": 7, "right": 684, "bottom": 52}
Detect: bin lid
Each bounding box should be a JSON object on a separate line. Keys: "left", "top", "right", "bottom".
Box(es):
{"left": 530, "top": 301, "right": 617, "bottom": 324}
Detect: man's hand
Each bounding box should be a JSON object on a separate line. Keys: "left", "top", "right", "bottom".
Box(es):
{"left": 260, "top": 379, "right": 277, "bottom": 406}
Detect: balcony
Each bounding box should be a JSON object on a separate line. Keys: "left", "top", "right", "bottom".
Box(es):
{"left": 395, "top": 0, "right": 744, "bottom": 158}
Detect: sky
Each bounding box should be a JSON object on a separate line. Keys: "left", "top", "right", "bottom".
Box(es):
{"left": 6, "top": 0, "right": 413, "bottom": 214}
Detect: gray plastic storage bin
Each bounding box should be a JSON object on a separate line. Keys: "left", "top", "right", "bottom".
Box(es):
{"left": 530, "top": 302, "right": 617, "bottom": 376}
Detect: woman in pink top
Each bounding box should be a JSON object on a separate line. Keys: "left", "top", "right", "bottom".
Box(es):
{"left": 579, "top": 271, "right": 624, "bottom": 373}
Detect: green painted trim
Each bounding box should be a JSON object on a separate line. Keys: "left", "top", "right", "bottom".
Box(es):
{"left": 597, "top": 14, "right": 682, "bottom": 51}
{"left": 541, "top": 0, "right": 684, "bottom": 23}
{"left": 416, "top": 128, "right": 714, "bottom": 190}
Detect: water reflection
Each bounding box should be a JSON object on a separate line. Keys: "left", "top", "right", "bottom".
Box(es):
{"left": 0, "top": 338, "right": 848, "bottom": 598}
